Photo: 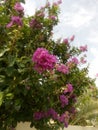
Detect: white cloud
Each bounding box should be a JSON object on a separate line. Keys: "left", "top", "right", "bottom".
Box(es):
{"left": 22, "top": 0, "right": 36, "bottom": 16}
{"left": 60, "top": 5, "right": 95, "bottom": 28}
{"left": 87, "top": 32, "right": 98, "bottom": 44}
{"left": 89, "top": 48, "right": 98, "bottom": 86}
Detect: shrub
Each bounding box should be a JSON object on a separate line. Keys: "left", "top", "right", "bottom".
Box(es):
{"left": 0, "top": 0, "right": 95, "bottom": 130}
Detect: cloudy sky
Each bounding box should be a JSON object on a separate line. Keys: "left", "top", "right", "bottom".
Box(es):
{"left": 23, "top": 0, "right": 98, "bottom": 86}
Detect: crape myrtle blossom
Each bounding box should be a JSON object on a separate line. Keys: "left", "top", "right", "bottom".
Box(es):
{"left": 63, "top": 35, "right": 75, "bottom": 45}
{"left": 53, "top": 2, "right": 58, "bottom": 6}
{"left": 96, "top": 73, "right": 98, "bottom": 77}
{"left": 37, "top": 12, "right": 45, "bottom": 17}
{"left": 56, "top": 64, "right": 69, "bottom": 74}
{"left": 57, "top": 0, "right": 62, "bottom": 4}
{"left": 63, "top": 38, "right": 69, "bottom": 45}
{"left": 34, "top": 108, "right": 70, "bottom": 127}
{"left": 53, "top": 0, "right": 62, "bottom": 6}
{"left": 49, "top": 15, "right": 56, "bottom": 20}
{"left": 69, "top": 107, "right": 76, "bottom": 114}
{"left": 14, "top": 2, "right": 24, "bottom": 12}
{"left": 60, "top": 83, "right": 76, "bottom": 107}
{"left": 33, "top": 111, "right": 44, "bottom": 120}
{"left": 29, "top": 18, "right": 42, "bottom": 29}
{"left": 67, "top": 83, "right": 73, "bottom": 92}
{"left": 80, "top": 57, "right": 87, "bottom": 64}
{"left": 58, "top": 112, "right": 69, "bottom": 127}
{"left": 66, "top": 60, "right": 74, "bottom": 69}
{"left": 33, "top": 108, "right": 58, "bottom": 120}
{"left": 70, "top": 35, "right": 75, "bottom": 41}
{"left": 47, "top": 108, "right": 58, "bottom": 120}
{"left": 45, "top": 2, "right": 50, "bottom": 7}
{"left": 59, "top": 94, "right": 69, "bottom": 108}
{"left": 6, "top": 16, "right": 23, "bottom": 28}
{"left": 66, "top": 57, "right": 79, "bottom": 69}
{"left": 32, "top": 48, "right": 57, "bottom": 73}
{"left": 79, "top": 45, "right": 87, "bottom": 52}
{"left": 71, "top": 57, "right": 79, "bottom": 65}
{"left": 64, "top": 83, "right": 73, "bottom": 93}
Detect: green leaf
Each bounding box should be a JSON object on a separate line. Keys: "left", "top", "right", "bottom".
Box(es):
{"left": 0, "top": 48, "right": 10, "bottom": 57}
{"left": 0, "top": 75, "right": 5, "bottom": 83}
{"left": 14, "top": 99, "right": 22, "bottom": 111}
{"left": 0, "top": 92, "right": 3, "bottom": 106}
{"left": 8, "top": 55, "right": 17, "bottom": 67}
{"left": 6, "top": 67, "right": 15, "bottom": 76}
{"left": 6, "top": 93, "right": 14, "bottom": 99}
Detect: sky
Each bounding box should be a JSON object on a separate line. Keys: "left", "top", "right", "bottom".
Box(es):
{"left": 22, "top": 0, "right": 98, "bottom": 86}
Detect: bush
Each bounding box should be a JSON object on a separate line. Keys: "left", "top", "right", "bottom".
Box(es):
{"left": 0, "top": 0, "right": 95, "bottom": 130}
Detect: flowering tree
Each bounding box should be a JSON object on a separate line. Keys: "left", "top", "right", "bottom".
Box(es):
{"left": 0, "top": 0, "right": 95, "bottom": 130}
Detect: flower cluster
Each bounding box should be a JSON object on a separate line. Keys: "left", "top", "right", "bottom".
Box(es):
{"left": 79, "top": 45, "right": 87, "bottom": 52}
{"left": 6, "top": 16, "right": 22, "bottom": 28}
{"left": 60, "top": 94, "right": 69, "bottom": 107}
{"left": 71, "top": 57, "right": 79, "bottom": 65}
{"left": 63, "top": 38, "right": 69, "bottom": 45}
{"left": 56, "top": 64, "right": 69, "bottom": 74}
{"left": 64, "top": 83, "right": 73, "bottom": 93}
{"left": 49, "top": 15, "right": 56, "bottom": 20}
{"left": 80, "top": 57, "right": 87, "bottom": 64}
{"left": 6, "top": 2, "right": 24, "bottom": 28}
{"left": 14, "top": 2, "right": 24, "bottom": 12}
{"left": 60, "top": 83, "right": 74, "bottom": 108}
{"left": 29, "top": 18, "right": 42, "bottom": 29}
{"left": 32, "top": 48, "right": 57, "bottom": 73}
{"left": 34, "top": 108, "right": 69, "bottom": 127}
{"left": 53, "top": 0, "right": 62, "bottom": 6}
{"left": 33, "top": 83, "right": 75, "bottom": 127}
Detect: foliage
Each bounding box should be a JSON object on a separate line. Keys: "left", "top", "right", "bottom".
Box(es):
{"left": 0, "top": 0, "right": 95, "bottom": 130}
{"left": 71, "top": 87, "right": 98, "bottom": 126}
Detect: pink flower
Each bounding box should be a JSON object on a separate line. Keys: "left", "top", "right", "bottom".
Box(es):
{"left": 67, "top": 83, "right": 73, "bottom": 92}
{"left": 6, "top": 16, "right": 22, "bottom": 28}
{"left": 33, "top": 112, "right": 44, "bottom": 120}
{"left": 70, "top": 35, "right": 75, "bottom": 41}
{"left": 6, "top": 21, "right": 13, "bottom": 28}
{"left": 37, "top": 12, "right": 45, "bottom": 17}
{"left": 63, "top": 38, "right": 69, "bottom": 45}
{"left": 29, "top": 18, "right": 42, "bottom": 29}
{"left": 69, "top": 107, "right": 76, "bottom": 114}
{"left": 47, "top": 108, "right": 58, "bottom": 120}
{"left": 14, "top": 2, "right": 24, "bottom": 12}
{"left": 64, "top": 83, "right": 73, "bottom": 94}
{"left": 57, "top": 0, "right": 62, "bottom": 4}
{"left": 53, "top": 2, "right": 58, "bottom": 6}
{"left": 80, "top": 57, "right": 87, "bottom": 64}
{"left": 49, "top": 15, "right": 56, "bottom": 20}
{"left": 46, "top": 2, "right": 50, "bottom": 7}
{"left": 71, "top": 57, "right": 79, "bottom": 64}
{"left": 60, "top": 95, "right": 68, "bottom": 108}
{"left": 32, "top": 48, "right": 57, "bottom": 73}
{"left": 79, "top": 45, "right": 87, "bottom": 52}
{"left": 58, "top": 112, "right": 69, "bottom": 127}
{"left": 56, "top": 64, "right": 69, "bottom": 74}
{"left": 96, "top": 73, "right": 98, "bottom": 77}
